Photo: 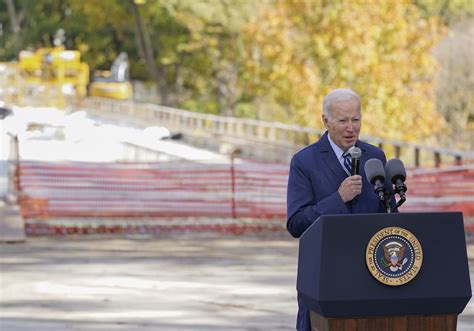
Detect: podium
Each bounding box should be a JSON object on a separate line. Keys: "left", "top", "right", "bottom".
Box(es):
{"left": 297, "top": 212, "right": 472, "bottom": 331}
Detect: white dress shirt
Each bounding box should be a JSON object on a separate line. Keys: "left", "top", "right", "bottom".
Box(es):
{"left": 327, "top": 134, "right": 353, "bottom": 176}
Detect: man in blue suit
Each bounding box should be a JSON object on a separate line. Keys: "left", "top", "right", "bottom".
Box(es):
{"left": 286, "top": 88, "right": 394, "bottom": 331}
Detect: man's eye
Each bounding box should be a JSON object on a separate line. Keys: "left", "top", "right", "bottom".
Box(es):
{"left": 338, "top": 119, "right": 347, "bottom": 124}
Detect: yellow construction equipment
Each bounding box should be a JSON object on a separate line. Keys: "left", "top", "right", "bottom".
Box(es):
{"left": 18, "top": 46, "right": 89, "bottom": 98}
{"left": 89, "top": 52, "right": 133, "bottom": 100}
{"left": 0, "top": 44, "right": 133, "bottom": 107}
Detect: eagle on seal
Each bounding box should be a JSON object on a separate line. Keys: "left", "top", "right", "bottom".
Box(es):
{"left": 383, "top": 241, "right": 406, "bottom": 271}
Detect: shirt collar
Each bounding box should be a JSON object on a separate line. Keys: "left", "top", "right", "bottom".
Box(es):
{"left": 327, "top": 134, "right": 352, "bottom": 159}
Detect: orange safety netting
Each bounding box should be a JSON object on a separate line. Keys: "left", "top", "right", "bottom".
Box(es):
{"left": 16, "top": 160, "right": 474, "bottom": 235}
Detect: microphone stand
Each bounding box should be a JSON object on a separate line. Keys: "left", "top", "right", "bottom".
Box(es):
{"left": 375, "top": 190, "right": 392, "bottom": 213}
{"left": 394, "top": 181, "right": 407, "bottom": 209}
{"left": 384, "top": 191, "right": 392, "bottom": 213}
{"left": 396, "top": 196, "right": 406, "bottom": 209}
{"left": 382, "top": 188, "right": 407, "bottom": 213}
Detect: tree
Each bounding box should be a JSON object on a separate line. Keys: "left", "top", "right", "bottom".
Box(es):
{"left": 161, "top": 0, "right": 253, "bottom": 115}
{"left": 5, "top": 0, "right": 21, "bottom": 56}
{"left": 433, "top": 19, "right": 474, "bottom": 149}
{"left": 414, "top": 0, "right": 474, "bottom": 25}
{"left": 241, "top": 0, "right": 446, "bottom": 144}
{"left": 128, "top": 0, "right": 162, "bottom": 100}
{"left": 414, "top": 0, "right": 474, "bottom": 149}
{"left": 1, "top": 0, "right": 462, "bottom": 148}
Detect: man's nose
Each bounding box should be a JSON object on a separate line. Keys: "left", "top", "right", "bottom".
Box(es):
{"left": 345, "top": 122, "right": 355, "bottom": 131}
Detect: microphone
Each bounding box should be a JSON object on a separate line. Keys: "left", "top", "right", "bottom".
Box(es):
{"left": 364, "top": 158, "right": 386, "bottom": 202}
{"left": 348, "top": 146, "right": 362, "bottom": 175}
{"left": 385, "top": 158, "right": 407, "bottom": 207}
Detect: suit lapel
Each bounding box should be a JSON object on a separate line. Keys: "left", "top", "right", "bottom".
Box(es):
{"left": 318, "top": 132, "right": 348, "bottom": 181}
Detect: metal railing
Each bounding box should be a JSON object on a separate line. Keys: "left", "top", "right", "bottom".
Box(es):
{"left": 78, "top": 98, "right": 473, "bottom": 168}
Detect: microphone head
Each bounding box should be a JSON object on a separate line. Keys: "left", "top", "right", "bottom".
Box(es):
{"left": 385, "top": 158, "right": 406, "bottom": 183}
{"left": 348, "top": 146, "right": 362, "bottom": 159}
{"left": 364, "top": 158, "right": 385, "bottom": 184}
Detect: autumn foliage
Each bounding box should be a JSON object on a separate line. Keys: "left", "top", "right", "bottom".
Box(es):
{"left": 1, "top": 0, "right": 462, "bottom": 146}
{"left": 241, "top": 0, "right": 447, "bottom": 143}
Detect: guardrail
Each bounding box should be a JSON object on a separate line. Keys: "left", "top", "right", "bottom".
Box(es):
{"left": 78, "top": 98, "right": 473, "bottom": 168}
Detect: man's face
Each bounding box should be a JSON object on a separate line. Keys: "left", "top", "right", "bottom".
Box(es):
{"left": 323, "top": 99, "right": 361, "bottom": 151}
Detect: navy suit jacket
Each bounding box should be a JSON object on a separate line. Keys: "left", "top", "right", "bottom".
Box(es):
{"left": 286, "top": 131, "right": 395, "bottom": 330}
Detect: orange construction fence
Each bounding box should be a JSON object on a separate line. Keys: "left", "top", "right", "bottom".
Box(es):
{"left": 15, "top": 160, "right": 474, "bottom": 235}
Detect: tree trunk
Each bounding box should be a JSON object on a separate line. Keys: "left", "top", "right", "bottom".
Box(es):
{"left": 213, "top": 30, "right": 239, "bottom": 117}
{"left": 129, "top": 0, "right": 168, "bottom": 104}
{"left": 5, "top": 0, "right": 21, "bottom": 56}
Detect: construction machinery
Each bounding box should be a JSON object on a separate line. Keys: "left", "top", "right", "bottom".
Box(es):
{"left": 0, "top": 44, "right": 132, "bottom": 107}
{"left": 89, "top": 52, "right": 133, "bottom": 100}
{"left": 18, "top": 46, "right": 89, "bottom": 98}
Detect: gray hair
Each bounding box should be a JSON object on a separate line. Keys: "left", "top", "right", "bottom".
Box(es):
{"left": 322, "top": 88, "right": 361, "bottom": 118}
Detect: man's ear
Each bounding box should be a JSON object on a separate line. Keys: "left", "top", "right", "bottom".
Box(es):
{"left": 322, "top": 115, "right": 329, "bottom": 129}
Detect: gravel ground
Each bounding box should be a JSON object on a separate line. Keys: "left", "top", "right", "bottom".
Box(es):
{"left": 0, "top": 233, "right": 473, "bottom": 331}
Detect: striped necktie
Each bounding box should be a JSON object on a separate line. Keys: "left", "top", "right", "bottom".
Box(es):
{"left": 342, "top": 151, "right": 352, "bottom": 176}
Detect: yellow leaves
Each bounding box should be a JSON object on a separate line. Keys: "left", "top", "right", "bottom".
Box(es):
{"left": 314, "top": 37, "right": 331, "bottom": 59}
{"left": 160, "top": 57, "right": 174, "bottom": 65}
{"left": 241, "top": 0, "right": 447, "bottom": 144}
{"left": 262, "top": 44, "right": 282, "bottom": 59}
{"left": 175, "top": 11, "right": 205, "bottom": 32}
{"left": 76, "top": 42, "right": 89, "bottom": 53}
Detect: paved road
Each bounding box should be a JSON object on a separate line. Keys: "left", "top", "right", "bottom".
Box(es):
{"left": 1, "top": 233, "right": 473, "bottom": 331}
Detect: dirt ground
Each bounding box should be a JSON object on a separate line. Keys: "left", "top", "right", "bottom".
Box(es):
{"left": 1, "top": 233, "right": 473, "bottom": 331}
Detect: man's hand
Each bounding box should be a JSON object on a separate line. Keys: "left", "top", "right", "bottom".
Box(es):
{"left": 338, "top": 175, "right": 362, "bottom": 203}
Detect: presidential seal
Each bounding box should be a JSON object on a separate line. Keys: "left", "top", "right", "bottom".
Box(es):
{"left": 365, "top": 227, "right": 423, "bottom": 286}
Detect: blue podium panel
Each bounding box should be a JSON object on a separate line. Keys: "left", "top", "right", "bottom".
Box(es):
{"left": 297, "top": 212, "right": 472, "bottom": 317}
